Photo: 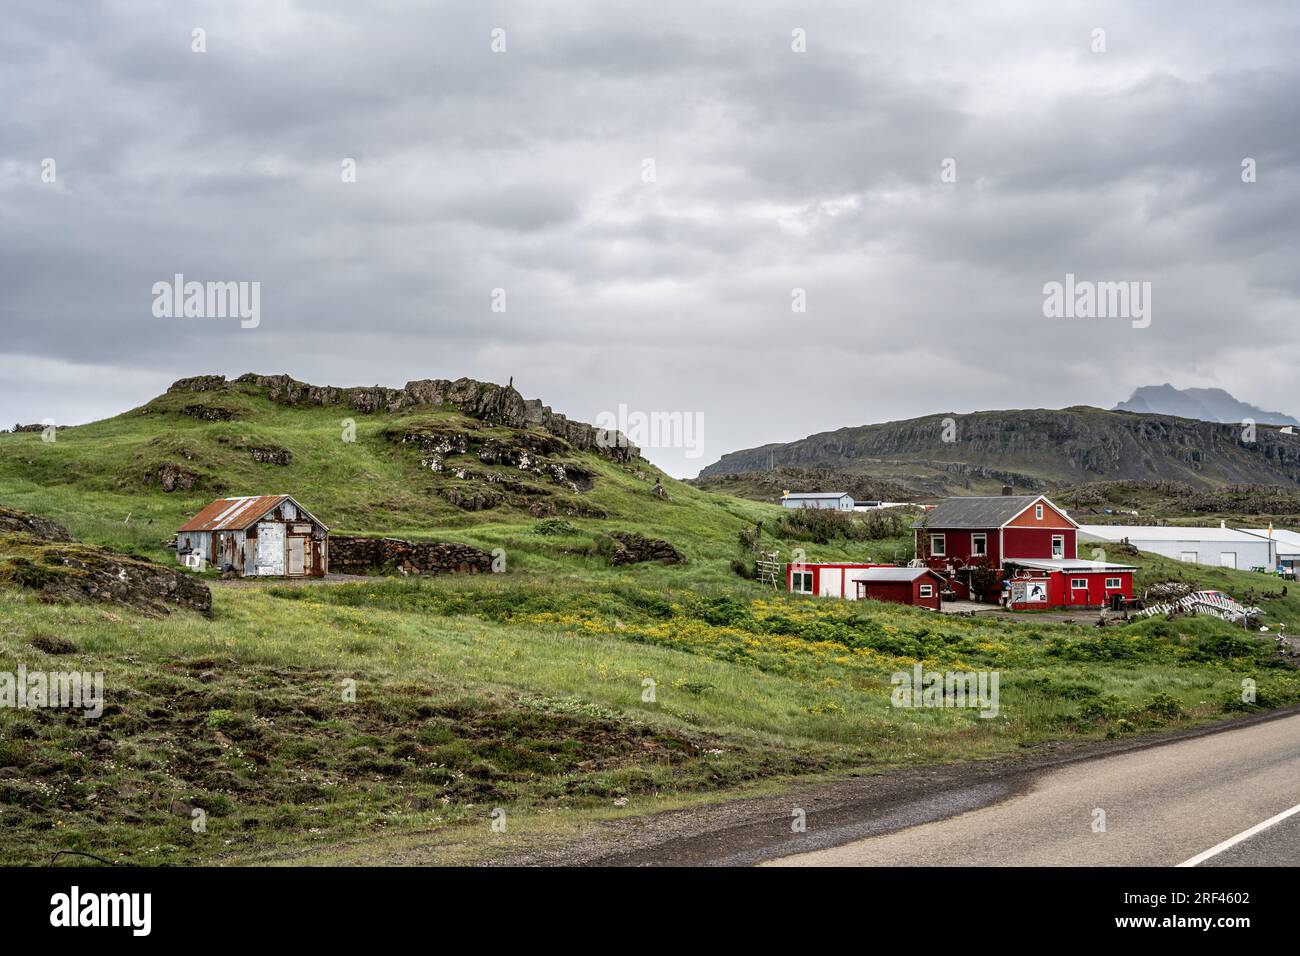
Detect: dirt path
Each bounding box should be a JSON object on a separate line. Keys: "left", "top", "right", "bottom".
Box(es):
{"left": 209, "top": 573, "right": 377, "bottom": 589}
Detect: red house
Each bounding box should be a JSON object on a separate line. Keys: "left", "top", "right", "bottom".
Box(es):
{"left": 913, "top": 493, "right": 1133, "bottom": 608}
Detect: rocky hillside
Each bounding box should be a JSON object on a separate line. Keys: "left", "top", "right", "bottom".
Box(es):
{"left": 699, "top": 407, "right": 1300, "bottom": 495}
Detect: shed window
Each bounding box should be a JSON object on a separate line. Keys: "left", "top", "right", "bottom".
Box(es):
{"left": 1105, "top": 577, "right": 1122, "bottom": 589}
{"left": 919, "top": 584, "right": 934, "bottom": 598}
{"left": 1051, "top": 535, "right": 1065, "bottom": 558}
{"left": 929, "top": 534, "right": 946, "bottom": 557}
{"left": 1070, "top": 578, "right": 1088, "bottom": 589}
{"left": 792, "top": 571, "right": 814, "bottom": 594}
{"left": 971, "top": 533, "right": 987, "bottom": 557}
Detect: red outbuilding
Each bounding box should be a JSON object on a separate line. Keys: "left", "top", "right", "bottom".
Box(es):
{"left": 787, "top": 563, "right": 896, "bottom": 599}
{"left": 852, "top": 567, "right": 945, "bottom": 609}
{"left": 1002, "top": 559, "right": 1135, "bottom": 610}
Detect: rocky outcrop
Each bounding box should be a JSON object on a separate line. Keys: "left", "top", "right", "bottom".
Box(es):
{"left": 0, "top": 506, "right": 76, "bottom": 542}
{"left": 607, "top": 532, "right": 686, "bottom": 566}
{"left": 0, "top": 506, "right": 211, "bottom": 617}
{"left": 165, "top": 373, "right": 639, "bottom": 461}
{"left": 169, "top": 375, "right": 228, "bottom": 393}
{"left": 143, "top": 463, "right": 201, "bottom": 492}
{"left": 249, "top": 445, "right": 292, "bottom": 466}
{"left": 182, "top": 403, "right": 236, "bottom": 422}
{"left": 329, "top": 536, "right": 494, "bottom": 576}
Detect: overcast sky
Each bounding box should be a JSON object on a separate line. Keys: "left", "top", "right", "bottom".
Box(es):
{"left": 3, "top": 1, "right": 1299, "bottom": 477}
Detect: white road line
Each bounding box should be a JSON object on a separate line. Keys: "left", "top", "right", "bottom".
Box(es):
{"left": 1177, "top": 802, "right": 1300, "bottom": 867}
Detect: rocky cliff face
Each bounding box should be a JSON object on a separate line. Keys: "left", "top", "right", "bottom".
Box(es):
{"left": 699, "top": 407, "right": 1300, "bottom": 490}
{"left": 168, "top": 373, "right": 639, "bottom": 461}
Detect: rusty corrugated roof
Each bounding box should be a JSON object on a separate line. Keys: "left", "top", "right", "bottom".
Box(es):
{"left": 177, "top": 495, "right": 291, "bottom": 532}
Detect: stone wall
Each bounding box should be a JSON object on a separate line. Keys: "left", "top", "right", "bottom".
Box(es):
{"left": 329, "top": 535, "right": 494, "bottom": 576}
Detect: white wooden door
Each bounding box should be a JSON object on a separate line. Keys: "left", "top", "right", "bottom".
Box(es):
{"left": 287, "top": 537, "right": 307, "bottom": 575}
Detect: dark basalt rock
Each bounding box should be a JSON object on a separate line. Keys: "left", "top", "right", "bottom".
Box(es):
{"left": 0, "top": 505, "right": 212, "bottom": 618}
{"left": 143, "top": 463, "right": 200, "bottom": 492}
{"left": 0, "top": 506, "right": 75, "bottom": 542}
{"left": 607, "top": 532, "right": 686, "bottom": 566}
{"left": 249, "top": 445, "right": 292, "bottom": 466}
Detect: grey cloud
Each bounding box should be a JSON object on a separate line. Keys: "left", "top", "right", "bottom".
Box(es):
{"left": 3, "top": 0, "right": 1300, "bottom": 477}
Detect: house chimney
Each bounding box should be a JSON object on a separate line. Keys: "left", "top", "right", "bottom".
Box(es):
{"left": 1001, "top": 485, "right": 1013, "bottom": 496}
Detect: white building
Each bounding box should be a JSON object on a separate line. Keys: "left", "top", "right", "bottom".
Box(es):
{"left": 781, "top": 492, "right": 854, "bottom": 511}
{"left": 1078, "top": 524, "right": 1276, "bottom": 572}
{"left": 1241, "top": 528, "right": 1300, "bottom": 575}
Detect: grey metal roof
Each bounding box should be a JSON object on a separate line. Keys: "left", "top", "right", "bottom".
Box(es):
{"left": 1009, "top": 558, "right": 1137, "bottom": 572}
{"left": 850, "top": 567, "right": 939, "bottom": 582}
{"left": 912, "top": 495, "right": 1046, "bottom": 529}
{"left": 1242, "top": 528, "right": 1300, "bottom": 554}
{"left": 784, "top": 492, "right": 851, "bottom": 499}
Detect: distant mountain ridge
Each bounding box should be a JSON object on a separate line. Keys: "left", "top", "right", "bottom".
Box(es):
{"left": 1115, "top": 384, "right": 1298, "bottom": 427}
{"left": 698, "top": 406, "right": 1300, "bottom": 494}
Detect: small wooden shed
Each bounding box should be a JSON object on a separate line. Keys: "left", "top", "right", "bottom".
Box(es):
{"left": 176, "top": 495, "right": 328, "bottom": 577}
{"left": 852, "top": 567, "right": 945, "bottom": 609}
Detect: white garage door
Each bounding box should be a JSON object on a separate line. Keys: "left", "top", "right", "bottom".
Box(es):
{"left": 1219, "top": 552, "right": 1237, "bottom": 569}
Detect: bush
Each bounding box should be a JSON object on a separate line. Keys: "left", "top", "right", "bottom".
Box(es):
{"left": 1145, "top": 692, "right": 1184, "bottom": 719}
{"left": 533, "top": 518, "right": 579, "bottom": 536}
{"left": 775, "top": 507, "right": 913, "bottom": 544}
{"left": 730, "top": 558, "right": 755, "bottom": 579}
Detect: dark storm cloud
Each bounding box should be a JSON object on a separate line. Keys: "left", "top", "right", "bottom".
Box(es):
{"left": 3, "top": 0, "right": 1300, "bottom": 475}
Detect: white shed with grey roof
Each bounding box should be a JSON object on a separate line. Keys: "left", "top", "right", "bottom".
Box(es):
{"left": 781, "top": 492, "right": 855, "bottom": 511}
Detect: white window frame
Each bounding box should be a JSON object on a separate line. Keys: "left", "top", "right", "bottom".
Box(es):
{"left": 929, "top": 534, "right": 946, "bottom": 557}
{"left": 971, "top": 533, "right": 987, "bottom": 557}
{"left": 918, "top": 584, "right": 934, "bottom": 598}
{"left": 1035, "top": 503, "right": 1044, "bottom": 520}
{"left": 1105, "top": 577, "right": 1121, "bottom": 589}
{"left": 792, "top": 571, "right": 814, "bottom": 594}
{"left": 1051, "top": 534, "right": 1065, "bottom": 558}
{"left": 1070, "top": 577, "right": 1088, "bottom": 590}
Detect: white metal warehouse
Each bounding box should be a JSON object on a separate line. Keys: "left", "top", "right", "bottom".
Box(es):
{"left": 1077, "top": 524, "right": 1276, "bottom": 572}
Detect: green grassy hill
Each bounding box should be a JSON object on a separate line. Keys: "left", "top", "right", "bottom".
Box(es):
{"left": 2, "top": 376, "right": 1298, "bottom": 866}
{"left": 0, "top": 374, "right": 787, "bottom": 565}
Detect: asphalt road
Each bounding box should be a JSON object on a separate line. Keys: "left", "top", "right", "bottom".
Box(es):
{"left": 768, "top": 711, "right": 1300, "bottom": 867}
